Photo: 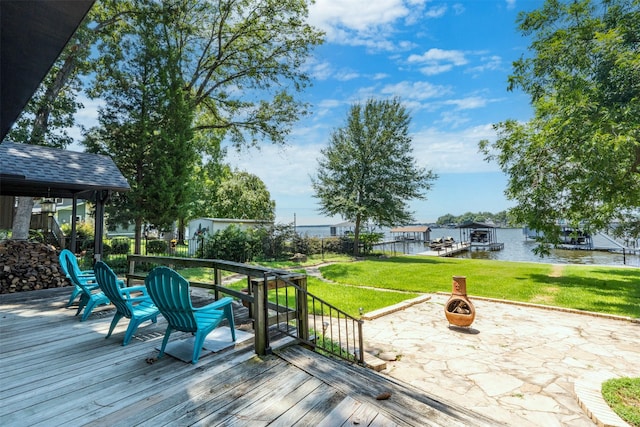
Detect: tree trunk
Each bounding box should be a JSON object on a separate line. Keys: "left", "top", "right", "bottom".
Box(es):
{"left": 11, "top": 197, "right": 35, "bottom": 240}
{"left": 353, "top": 214, "right": 362, "bottom": 256}
{"left": 134, "top": 218, "right": 142, "bottom": 254}
{"left": 177, "top": 217, "right": 186, "bottom": 245}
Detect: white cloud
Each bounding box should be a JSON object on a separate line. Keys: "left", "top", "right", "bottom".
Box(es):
{"left": 412, "top": 124, "right": 498, "bottom": 174}
{"left": 505, "top": 0, "right": 516, "bottom": 10}
{"left": 308, "top": 0, "right": 433, "bottom": 51}
{"left": 408, "top": 48, "right": 468, "bottom": 75}
{"left": 309, "top": 0, "right": 409, "bottom": 33}
{"left": 444, "top": 96, "right": 489, "bottom": 110}
{"left": 419, "top": 64, "right": 454, "bottom": 75}
{"left": 424, "top": 4, "right": 447, "bottom": 18}
{"left": 335, "top": 71, "right": 360, "bottom": 81}
{"left": 380, "top": 80, "right": 451, "bottom": 100}
{"left": 408, "top": 48, "right": 467, "bottom": 66}
{"left": 466, "top": 55, "right": 503, "bottom": 74}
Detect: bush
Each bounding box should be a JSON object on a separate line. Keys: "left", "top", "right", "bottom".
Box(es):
{"left": 201, "top": 225, "right": 260, "bottom": 263}
{"left": 258, "top": 223, "right": 295, "bottom": 259}
{"left": 146, "top": 239, "right": 168, "bottom": 254}
{"left": 110, "top": 237, "right": 131, "bottom": 255}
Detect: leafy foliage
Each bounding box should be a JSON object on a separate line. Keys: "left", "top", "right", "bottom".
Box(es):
{"left": 479, "top": 0, "right": 640, "bottom": 253}
{"left": 436, "top": 211, "right": 513, "bottom": 226}
{"left": 201, "top": 224, "right": 260, "bottom": 263}
{"left": 110, "top": 237, "right": 131, "bottom": 255}
{"left": 146, "top": 240, "right": 168, "bottom": 254}
{"left": 312, "top": 98, "right": 437, "bottom": 255}
{"left": 212, "top": 171, "right": 276, "bottom": 221}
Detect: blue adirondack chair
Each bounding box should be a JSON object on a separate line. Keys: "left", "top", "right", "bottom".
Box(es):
{"left": 59, "top": 249, "right": 98, "bottom": 307}
{"left": 145, "top": 266, "right": 236, "bottom": 364}
{"left": 65, "top": 257, "right": 110, "bottom": 321}
{"left": 93, "top": 261, "right": 160, "bottom": 346}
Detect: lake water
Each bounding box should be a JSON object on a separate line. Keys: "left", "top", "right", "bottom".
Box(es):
{"left": 295, "top": 226, "right": 640, "bottom": 268}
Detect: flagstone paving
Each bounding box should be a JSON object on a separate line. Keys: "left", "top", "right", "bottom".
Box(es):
{"left": 362, "top": 294, "right": 640, "bottom": 427}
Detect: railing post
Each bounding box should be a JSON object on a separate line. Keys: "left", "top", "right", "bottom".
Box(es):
{"left": 357, "top": 319, "right": 364, "bottom": 364}
{"left": 296, "top": 276, "right": 309, "bottom": 342}
{"left": 213, "top": 267, "right": 221, "bottom": 300}
{"left": 127, "top": 255, "right": 135, "bottom": 287}
{"left": 253, "top": 274, "right": 269, "bottom": 355}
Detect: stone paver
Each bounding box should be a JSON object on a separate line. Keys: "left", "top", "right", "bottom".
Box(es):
{"left": 363, "top": 294, "right": 640, "bottom": 426}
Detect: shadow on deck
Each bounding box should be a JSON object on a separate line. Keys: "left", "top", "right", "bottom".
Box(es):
{"left": 0, "top": 287, "right": 500, "bottom": 426}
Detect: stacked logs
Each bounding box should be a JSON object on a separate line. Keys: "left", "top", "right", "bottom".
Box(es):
{"left": 0, "top": 240, "right": 69, "bottom": 293}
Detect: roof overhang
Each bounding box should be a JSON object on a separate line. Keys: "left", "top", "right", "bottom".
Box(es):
{"left": 0, "top": 142, "right": 130, "bottom": 199}
{"left": 1, "top": 0, "right": 96, "bottom": 140}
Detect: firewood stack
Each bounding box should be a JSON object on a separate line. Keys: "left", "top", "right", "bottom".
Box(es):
{"left": 0, "top": 240, "right": 69, "bottom": 293}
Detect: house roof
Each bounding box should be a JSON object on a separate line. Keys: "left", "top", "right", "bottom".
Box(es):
{"left": 390, "top": 226, "right": 431, "bottom": 233}
{"left": 0, "top": 142, "right": 130, "bottom": 199}
{"left": 457, "top": 221, "right": 497, "bottom": 229}
{"left": 0, "top": 1, "right": 96, "bottom": 140}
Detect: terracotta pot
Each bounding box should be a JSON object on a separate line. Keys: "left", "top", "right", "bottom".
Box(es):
{"left": 444, "top": 276, "right": 476, "bottom": 327}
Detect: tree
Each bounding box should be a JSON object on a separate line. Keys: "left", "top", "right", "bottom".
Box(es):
{"left": 86, "top": 0, "right": 322, "bottom": 251}
{"left": 312, "top": 98, "right": 437, "bottom": 255}
{"left": 479, "top": 0, "right": 640, "bottom": 253}
{"left": 85, "top": 1, "right": 197, "bottom": 253}
{"left": 211, "top": 171, "right": 275, "bottom": 221}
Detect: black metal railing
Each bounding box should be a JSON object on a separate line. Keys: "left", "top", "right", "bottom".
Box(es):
{"left": 258, "top": 270, "right": 364, "bottom": 365}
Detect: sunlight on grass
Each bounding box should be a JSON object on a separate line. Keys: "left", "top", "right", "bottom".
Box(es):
{"left": 172, "top": 256, "right": 639, "bottom": 318}
{"left": 320, "top": 256, "right": 640, "bottom": 318}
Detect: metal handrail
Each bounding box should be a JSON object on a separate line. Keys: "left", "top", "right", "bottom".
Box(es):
{"left": 264, "top": 270, "right": 364, "bottom": 365}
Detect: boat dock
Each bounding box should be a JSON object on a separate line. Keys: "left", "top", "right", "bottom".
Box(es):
{"left": 417, "top": 242, "right": 471, "bottom": 257}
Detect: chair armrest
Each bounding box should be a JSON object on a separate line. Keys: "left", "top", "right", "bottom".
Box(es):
{"left": 194, "top": 297, "right": 233, "bottom": 313}
{"left": 120, "top": 285, "right": 148, "bottom": 298}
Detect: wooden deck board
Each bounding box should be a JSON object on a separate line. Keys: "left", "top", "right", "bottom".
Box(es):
{"left": 1, "top": 287, "right": 501, "bottom": 427}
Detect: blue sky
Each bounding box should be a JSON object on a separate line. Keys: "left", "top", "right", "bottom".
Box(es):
{"left": 225, "top": 0, "right": 542, "bottom": 225}
{"left": 73, "top": 0, "right": 543, "bottom": 226}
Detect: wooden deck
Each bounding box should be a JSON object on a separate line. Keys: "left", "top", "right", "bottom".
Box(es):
{"left": 0, "top": 287, "right": 500, "bottom": 426}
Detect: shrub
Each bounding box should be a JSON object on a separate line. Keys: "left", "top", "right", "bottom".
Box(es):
{"left": 110, "top": 237, "right": 131, "bottom": 255}
{"left": 146, "top": 239, "right": 168, "bottom": 254}
{"left": 202, "top": 224, "right": 260, "bottom": 263}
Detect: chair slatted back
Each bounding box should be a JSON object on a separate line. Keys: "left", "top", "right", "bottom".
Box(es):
{"left": 145, "top": 267, "right": 198, "bottom": 333}
{"left": 66, "top": 257, "right": 93, "bottom": 294}
{"left": 94, "top": 262, "right": 133, "bottom": 318}
{"left": 58, "top": 249, "right": 76, "bottom": 279}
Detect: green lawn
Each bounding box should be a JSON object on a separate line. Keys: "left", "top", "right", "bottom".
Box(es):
{"left": 210, "top": 273, "right": 419, "bottom": 318}
{"left": 319, "top": 256, "right": 640, "bottom": 318}
{"left": 176, "top": 255, "right": 640, "bottom": 318}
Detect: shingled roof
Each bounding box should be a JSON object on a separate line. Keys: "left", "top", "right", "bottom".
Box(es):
{"left": 0, "top": 142, "right": 129, "bottom": 199}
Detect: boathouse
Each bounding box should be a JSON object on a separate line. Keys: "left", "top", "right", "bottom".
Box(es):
{"left": 458, "top": 221, "right": 504, "bottom": 251}
{"left": 390, "top": 225, "right": 431, "bottom": 242}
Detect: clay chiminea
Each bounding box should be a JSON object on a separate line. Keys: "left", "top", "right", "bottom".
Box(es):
{"left": 444, "top": 276, "right": 476, "bottom": 327}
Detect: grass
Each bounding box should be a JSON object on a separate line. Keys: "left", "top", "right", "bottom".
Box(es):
{"left": 204, "top": 273, "right": 419, "bottom": 318}
{"left": 602, "top": 377, "right": 640, "bottom": 426}
{"left": 175, "top": 255, "right": 639, "bottom": 318}
{"left": 319, "top": 256, "right": 640, "bottom": 318}
{"left": 250, "top": 253, "right": 353, "bottom": 269}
